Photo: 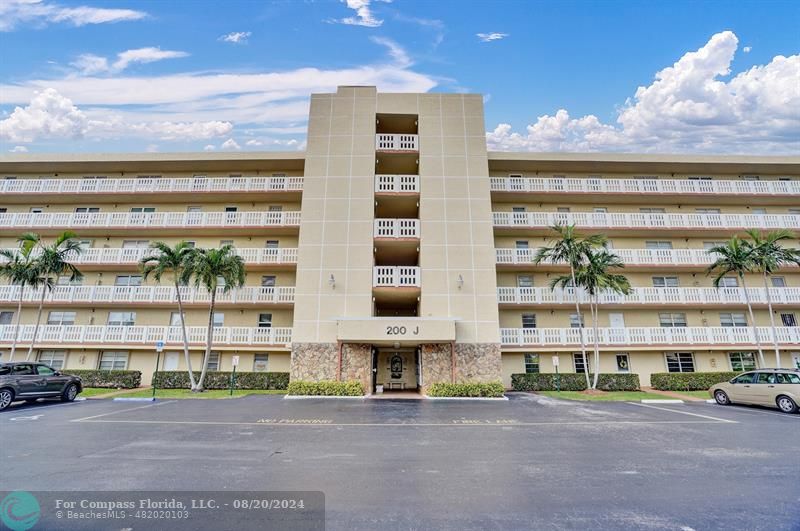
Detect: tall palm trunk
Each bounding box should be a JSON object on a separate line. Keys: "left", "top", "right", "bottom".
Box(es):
{"left": 195, "top": 288, "right": 217, "bottom": 392}
{"left": 9, "top": 284, "right": 24, "bottom": 361}
{"left": 571, "top": 265, "right": 591, "bottom": 389}
{"left": 761, "top": 272, "right": 781, "bottom": 368}
{"left": 740, "top": 275, "right": 765, "bottom": 368}
{"left": 591, "top": 295, "right": 601, "bottom": 390}
{"left": 174, "top": 280, "right": 196, "bottom": 390}
{"left": 26, "top": 283, "right": 47, "bottom": 360}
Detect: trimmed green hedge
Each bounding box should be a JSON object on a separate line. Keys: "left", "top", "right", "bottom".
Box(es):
{"left": 426, "top": 381, "right": 505, "bottom": 398}
{"left": 650, "top": 372, "right": 739, "bottom": 391}
{"left": 511, "top": 373, "right": 640, "bottom": 392}
{"left": 62, "top": 370, "right": 141, "bottom": 389}
{"left": 152, "top": 371, "right": 289, "bottom": 390}
{"left": 287, "top": 380, "right": 364, "bottom": 396}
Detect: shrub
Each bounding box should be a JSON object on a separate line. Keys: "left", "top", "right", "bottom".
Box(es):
{"left": 426, "top": 381, "right": 505, "bottom": 398}
{"left": 287, "top": 380, "right": 364, "bottom": 396}
{"left": 511, "top": 373, "right": 640, "bottom": 392}
{"left": 650, "top": 372, "right": 739, "bottom": 391}
{"left": 62, "top": 370, "right": 141, "bottom": 389}
{"left": 151, "top": 371, "right": 289, "bottom": 390}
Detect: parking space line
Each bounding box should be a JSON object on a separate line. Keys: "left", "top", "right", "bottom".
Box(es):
{"left": 70, "top": 400, "right": 177, "bottom": 422}
{"left": 628, "top": 402, "right": 737, "bottom": 423}
{"left": 702, "top": 404, "right": 800, "bottom": 421}
{"left": 1, "top": 400, "right": 86, "bottom": 416}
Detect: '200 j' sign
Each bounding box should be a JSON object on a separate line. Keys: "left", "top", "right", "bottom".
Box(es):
{"left": 386, "top": 325, "right": 420, "bottom": 336}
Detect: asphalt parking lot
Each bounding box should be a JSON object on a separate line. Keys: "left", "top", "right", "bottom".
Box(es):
{"left": 2, "top": 394, "right": 799, "bottom": 531}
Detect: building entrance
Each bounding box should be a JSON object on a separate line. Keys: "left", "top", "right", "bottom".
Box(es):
{"left": 371, "top": 347, "right": 420, "bottom": 394}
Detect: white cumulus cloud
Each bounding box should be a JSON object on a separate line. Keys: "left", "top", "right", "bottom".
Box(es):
{"left": 219, "top": 31, "right": 251, "bottom": 44}
{"left": 203, "top": 144, "right": 215, "bottom": 151}
{"left": 71, "top": 47, "right": 189, "bottom": 75}
{"left": 743, "top": 46, "right": 752, "bottom": 53}
{"left": 220, "top": 138, "right": 241, "bottom": 151}
{"left": 477, "top": 32, "right": 508, "bottom": 42}
{"left": 332, "top": 0, "right": 391, "bottom": 28}
{"left": 0, "top": 0, "right": 147, "bottom": 31}
{"left": 10, "top": 145, "right": 29, "bottom": 153}
{"left": 487, "top": 31, "right": 800, "bottom": 154}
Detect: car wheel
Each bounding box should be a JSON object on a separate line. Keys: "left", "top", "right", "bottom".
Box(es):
{"left": 0, "top": 388, "right": 14, "bottom": 411}
{"left": 61, "top": 383, "right": 79, "bottom": 402}
{"left": 714, "top": 390, "right": 730, "bottom": 405}
{"left": 776, "top": 395, "right": 798, "bottom": 414}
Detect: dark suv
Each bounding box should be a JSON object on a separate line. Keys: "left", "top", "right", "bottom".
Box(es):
{"left": 0, "top": 362, "right": 83, "bottom": 411}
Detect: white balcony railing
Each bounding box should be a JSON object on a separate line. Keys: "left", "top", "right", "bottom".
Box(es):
{"left": 375, "top": 134, "right": 418, "bottom": 151}
{"left": 375, "top": 174, "right": 419, "bottom": 193}
{"left": 0, "top": 211, "right": 301, "bottom": 230}
{"left": 0, "top": 176, "right": 303, "bottom": 195}
{"left": 374, "top": 219, "right": 420, "bottom": 239}
{"left": 490, "top": 176, "right": 800, "bottom": 196}
{"left": 493, "top": 212, "right": 800, "bottom": 231}
{"left": 0, "top": 325, "right": 292, "bottom": 347}
{"left": 373, "top": 266, "right": 421, "bottom": 287}
{"left": 497, "top": 287, "right": 800, "bottom": 306}
{"left": 0, "top": 247, "right": 298, "bottom": 267}
{"left": 0, "top": 285, "right": 295, "bottom": 306}
{"left": 500, "top": 326, "right": 800, "bottom": 347}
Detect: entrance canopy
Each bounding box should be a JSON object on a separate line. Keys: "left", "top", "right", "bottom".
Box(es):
{"left": 336, "top": 317, "right": 457, "bottom": 346}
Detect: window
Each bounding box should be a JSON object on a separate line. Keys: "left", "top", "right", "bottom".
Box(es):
{"left": 717, "top": 277, "right": 739, "bottom": 288}
{"left": 265, "top": 240, "right": 279, "bottom": 249}
{"left": 47, "top": 311, "right": 76, "bottom": 326}
{"left": 207, "top": 352, "right": 220, "bottom": 371}
{"left": 225, "top": 206, "right": 238, "bottom": 212}
{"left": 696, "top": 208, "right": 721, "bottom": 214}
{"left": 0, "top": 311, "right": 14, "bottom": 325}
{"left": 573, "top": 353, "right": 590, "bottom": 373}
{"left": 77, "top": 240, "right": 93, "bottom": 250}
{"left": 213, "top": 313, "right": 224, "bottom": 327}
{"left": 569, "top": 313, "right": 584, "bottom": 328}
{"left": 253, "top": 354, "right": 269, "bottom": 372}
{"left": 740, "top": 175, "right": 760, "bottom": 181}
{"left": 122, "top": 240, "right": 149, "bottom": 248}
{"left": 56, "top": 275, "right": 82, "bottom": 286}
{"left": 593, "top": 207, "right": 607, "bottom": 213}
{"left": 556, "top": 207, "right": 571, "bottom": 213}
{"left": 752, "top": 208, "right": 767, "bottom": 215}
{"left": 789, "top": 208, "right": 800, "bottom": 216}
{"left": 261, "top": 275, "right": 276, "bottom": 287}
{"left": 187, "top": 206, "right": 202, "bottom": 213}
{"left": 515, "top": 240, "right": 529, "bottom": 249}
{"left": 184, "top": 241, "right": 196, "bottom": 248}
{"left": 659, "top": 313, "right": 687, "bottom": 327}
{"left": 729, "top": 352, "right": 757, "bottom": 372}
{"left": 521, "top": 314, "right": 536, "bottom": 329}
{"left": 771, "top": 277, "right": 786, "bottom": 288}
{"left": 38, "top": 350, "right": 66, "bottom": 369}
{"left": 10, "top": 364, "right": 35, "bottom": 375}
{"left": 732, "top": 373, "right": 755, "bottom": 384}
{"left": 258, "top": 313, "right": 272, "bottom": 328}
{"left": 616, "top": 354, "right": 630, "bottom": 373}
{"left": 130, "top": 207, "right": 156, "bottom": 213}
{"left": 524, "top": 354, "right": 540, "bottom": 373}
{"left": 639, "top": 208, "right": 665, "bottom": 214}
{"left": 30, "top": 207, "right": 43, "bottom": 213}
{"left": 781, "top": 313, "right": 797, "bottom": 327}
{"left": 268, "top": 205, "right": 283, "bottom": 212}
{"left": 703, "top": 241, "right": 726, "bottom": 250}
{"left": 108, "top": 312, "right": 136, "bottom": 326}
{"left": 720, "top": 313, "right": 747, "bottom": 327}
{"left": 74, "top": 207, "right": 100, "bottom": 213}
{"left": 645, "top": 241, "right": 673, "bottom": 250}
{"left": 220, "top": 240, "right": 234, "bottom": 247}
{"left": 137, "top": 174, "right": 161, "bottom": 180}
{"left": 666, "top": 352, "right": 695, "bottom": 373}
{"left": 688, "top": 176, "right": 712, "bottom": 181}
{"left": 512, "top": 206, "right": 526, "bottom": 213}
{"left": 115, "top": 275, "right": 142, "bottom": 286}
{"left": 99, "top": 351, "right": 128, "bottom": 370}
{"left": 36, "top": 365, "right": 56, "bottom": 376}
{"left": 652, "top": 276, "right": 679, "bottom": 288}
{"left": 517, "top": 275, "right": 533, "bottom": 288}
{"left": 169, "top": 312, "right": 182, "bottom": 326}
{"left": 777, "top": 373, "right": 800, "bottom": 384}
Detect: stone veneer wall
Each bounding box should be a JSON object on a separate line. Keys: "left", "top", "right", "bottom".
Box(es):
{"left": 420, "top": 343, "right": 452, "bottom": 391}
{"left": 290, "top": 343, "right": 337, "bottom": 382}
{"left": 340, "top": 343, "right": 372, "bottom": 393}
{"left": 455, "top": 343, "right": 502, "bottom": 383}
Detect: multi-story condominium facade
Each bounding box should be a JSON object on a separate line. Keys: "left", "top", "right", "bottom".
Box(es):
{"left": 1, "top": 86, "right": 799, "bottom": 390}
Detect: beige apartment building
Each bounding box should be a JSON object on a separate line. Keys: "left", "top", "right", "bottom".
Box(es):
{"left": 1, "top": 86, "right": 799, "bottom": 391}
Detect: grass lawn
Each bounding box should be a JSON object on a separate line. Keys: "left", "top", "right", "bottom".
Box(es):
{"left": 80, "top": 387, "right": 129, "bottom": 398}
{"left": 537, "top": 391, "right": 675, "bottom": 401}
{"left": 105, "top": 388, "right": 287, "bottom": 399}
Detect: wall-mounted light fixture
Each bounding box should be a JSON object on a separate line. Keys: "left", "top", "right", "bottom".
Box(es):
{"left": 457, "top": 274, "right": 464, "bottom": 289}
{"left": 329, "top": 274, "right": 336, "bottom": 289}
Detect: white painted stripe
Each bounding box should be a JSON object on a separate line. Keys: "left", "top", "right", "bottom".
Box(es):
{"left": 641, "top": 399, "right": 684, "bottom": 404}
{"left": 70, "top": 400, "right": 176, "bottom": 422}
{"left": 629, "top": 402, "right": 737, "bottom": 423}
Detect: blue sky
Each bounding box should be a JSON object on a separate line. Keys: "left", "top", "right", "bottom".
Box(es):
{"left": 1, "top": 0, "right": 798, "bottom": 154}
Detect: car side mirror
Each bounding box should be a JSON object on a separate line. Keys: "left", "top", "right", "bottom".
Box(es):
{"left": 54, "top": 371, "right": 62, "bottom": 376}
{"left": 729, "top": 379, "right": 736, "bottom": 384}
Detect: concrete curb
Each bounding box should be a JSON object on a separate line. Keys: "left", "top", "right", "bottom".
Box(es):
{"left": 641, "top": 399, "right": 685, "bottom": 404}
{"left": 706, "top": 399, "right": 717, "bottom": 404}
{"left": 113, "top": 397, "right": 156, "bottom": 402}
{"left": 283, "top": 395, "right": 365, "bottom": 400}
{"left": 424, "top": 396, "right": 510, "bottom": 401}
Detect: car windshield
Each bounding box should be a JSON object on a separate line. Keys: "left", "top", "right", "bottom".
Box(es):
{"left": 733, "top": 373, "right": 755, "bottom": 384}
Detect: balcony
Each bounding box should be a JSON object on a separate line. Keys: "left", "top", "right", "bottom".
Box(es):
{"left": 375, "top": 134, "right": 419, "bottom": 152}
{"left": 492, "top": 211, "right": 800, "bottom": 236}
{"left": 490, "top": 176, "right": 800, "bottom": 200}
{"left": 0, "top": 176, "right": 303, "bottom": 199}
{"left": 373, "top": 266, "right": 421, "bottom": 288}
{"left": 500, "top": 326, "right": 800, "bottom": 348}
{"left": 374, "top": 219, "right": 420, "bottom": 239}
{"left": 375, "top": 175, "right": 420, "bottom": 194}
{"left": 0, "top": 247, "right": 298, "bottom": 269}
{"left": 0, "top": 325, "right": 292, "bottom": 347}
{"left": 497, "top": 287, "right": 800, "bottom": 308}
{"left": 0, "top": 211, "right": 301, "bottom": 235}
{"left": 0, "top": 285, "right": 296, "bottom": 307}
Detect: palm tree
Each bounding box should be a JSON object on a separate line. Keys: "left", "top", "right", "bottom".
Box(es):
{"left": 26, "top": 232, "right": 84, "bottom": 360}
{"left": 534, "top": 224, "right": 606, "bottom": 388}
{"left": 745, "top": 229, "right": 800, "bottom": 368}
{"left": 706, "top": 236, "right": 765, "bottom": 367}
{"left": 551, "top": 249, "right": 631, "bottom": 389}
{"left": 184, "top": 245, "right": 245, "bottom": 392}
{"left": 140, "top": 241, "right": 199, "bottom": 389}
{"left": 0, "top": 233, "right": 43, "bottom": 360}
